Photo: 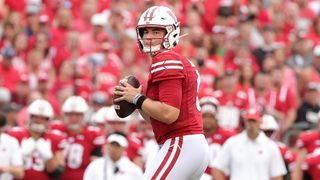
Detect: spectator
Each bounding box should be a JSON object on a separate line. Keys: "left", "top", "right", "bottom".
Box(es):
{"left": 267, "top": 67, "right": 298, "bottom": 136}
{"left": 83, "top": 132, "right": 143, "bottom": 180}
{"left": 11, "top": 73, "right": 31, "bottom": 107}
{"left": 79, "top": 13, "right": 107, "bottom": 54}
{"left": 0, "top": 45, "right": 20, "bottom": 93}
{"left": 238, "top": 63, "right": 255, "bottom": 92}
{"left": 295, "top": 82, "right": 320, "bottom": 130}
{"left": 247, "top": 71, "right": 272, "bottom": 112}
{"left": 252, "top": 25, "right": 276, "bottom": 68}
{"left": 287, "top": 31, "right": 314, "bottom": 70}
{"left": 51, "top": 7, "right": 73, "bottom": 48}
{"left": 298, "top": 45, "right": 320, "bottom": 91}
{"left": 213, "top": 109, "right": 287, "bottom": 180}
{"left": 1, "top": 103, "right": 19, "bottom": 128}
{"left": 214, "top": 70, "right": 248, "bottom": 130}
{"left": 271, "top": 44, "right": 297, "bottom": 93}
{"left": 0, "top": 113, "right": 24, "bottom": 180}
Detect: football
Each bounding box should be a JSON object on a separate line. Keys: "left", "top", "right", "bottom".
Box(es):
{"left": 113, "top": 75, "right": 140, "bottom": 118}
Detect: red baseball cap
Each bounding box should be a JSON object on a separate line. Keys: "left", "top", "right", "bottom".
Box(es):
{"left": 242, "top": 109, "right": 262, "bottom": 122}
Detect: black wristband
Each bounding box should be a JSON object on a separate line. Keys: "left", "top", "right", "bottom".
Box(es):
{"left": 136, "top": 95, "right": 147, "bottom": 109}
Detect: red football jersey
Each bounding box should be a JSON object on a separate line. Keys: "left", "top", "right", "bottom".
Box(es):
{"left": 296, "top": 130, "right": 320, "bottom": 153}
{"left": 50, "top": 121, "right": 105, "bottom": 180}
{"left": 7, "top": 127, "right": 65, "bottom": 180}
{"left": 146, "top": 51, "right": 203, "bottom": 144}
{"left": 303, "top": 152, "right": 320, "bottom": 180}
{"left": 126, "top": 134, "right": 144, "bottom": 162}
{"left": 276, "top": 142, "right": 296, "bottom": 166}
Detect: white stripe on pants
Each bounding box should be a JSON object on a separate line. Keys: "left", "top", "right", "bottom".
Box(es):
{"left": 143, "top": 134, "right": 210, "bottom": 180}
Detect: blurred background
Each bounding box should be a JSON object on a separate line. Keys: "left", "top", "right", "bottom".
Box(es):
{"left": 0, "top": 0, "right": 320, "bottom": 179}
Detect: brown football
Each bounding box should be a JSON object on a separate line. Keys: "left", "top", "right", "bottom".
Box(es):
{"left": 113, "top": 75, "right": 140, "bottom": 118}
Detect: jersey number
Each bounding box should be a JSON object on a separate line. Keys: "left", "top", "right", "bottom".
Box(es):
{"left": 66, "top": 143, "right": 84, "bottom": 169}
{"left": 24, "top": 151, "right": 45, "bottom": 171}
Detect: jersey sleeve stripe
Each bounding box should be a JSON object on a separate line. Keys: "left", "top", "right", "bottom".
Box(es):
{"left": 151, "top": 60, "right": 182, "bottom": 68}
{"left": 151, "top": 65, "right": 183, "bottom": 74}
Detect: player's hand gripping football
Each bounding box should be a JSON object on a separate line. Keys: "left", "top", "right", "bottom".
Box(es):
{"left": 113, "top": 78, "right": 143, "bottom": 104}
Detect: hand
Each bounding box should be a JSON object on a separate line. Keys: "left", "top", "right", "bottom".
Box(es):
{"left": 0, "top": 166, "right": 10, "bottom": 174}
{"left": 36, "top": 138, "right": 53, "bottom": 161}
{"left": 113, "top": 80, "right": 143, "bottom": 104}
{"left": 21, "top": 137, "right": 36, "bottom": 156}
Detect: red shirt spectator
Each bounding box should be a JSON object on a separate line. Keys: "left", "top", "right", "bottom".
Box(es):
{"left": 0, "top": 49, "right": 20, "bottom": 92}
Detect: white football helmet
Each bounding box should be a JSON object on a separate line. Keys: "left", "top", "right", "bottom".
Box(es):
{"left": 91, "top": 106, "right": 110, "bottom": 125}
{"left": 136, "top": 6, "right": 180, "bottom": 53}
{"left": 62, "top": 96, "right": 89, "bottom": 114}
{"left": 199, "top": 96, "right": 219, "bottom": 115}
{"left": 260, "top": 114, "right": 279, "bottom": 139}
{"left": 27, "top": 99, "right": 54, "bottom": 119}
{"left": 260, "top": 114, "right": 279, "bottom": 131}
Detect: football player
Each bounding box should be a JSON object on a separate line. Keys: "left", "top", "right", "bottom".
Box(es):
{"left": 114, "top": 6, "right": 209, "bottom": 179}
{"left": 8, "top": 99, "right": 66, "bottom": 180}
{"left": 50, "top": 96, "right": 105, "bottom": 180}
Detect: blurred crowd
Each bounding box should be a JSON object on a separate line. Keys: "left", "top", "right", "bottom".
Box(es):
{"left": 0, "top": 0, "right": 320, "bottom": 179}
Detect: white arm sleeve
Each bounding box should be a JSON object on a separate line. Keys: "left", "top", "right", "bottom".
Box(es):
{"left": 10, "top": 138, "right": 23, "bottom": 166}
{"left": 212, "top": 137, "right": 233, "bottom": 176}
{"left": 270, "top": 143, "right": 287, "bottom": 178}
{"left": 84, "top": 161, "right": 98, "bottom": 180}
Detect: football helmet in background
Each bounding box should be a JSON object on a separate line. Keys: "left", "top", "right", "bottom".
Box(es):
{"left": 62, "top": 96, "right": 89, "bottom": 114}
{"left": 27, "top": 99, "right": 54, "bottom": 119}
